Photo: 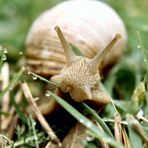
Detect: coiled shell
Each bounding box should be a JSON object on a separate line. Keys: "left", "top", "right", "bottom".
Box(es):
{"left": 25, "top": 0, "right": 127, "bottom": 76}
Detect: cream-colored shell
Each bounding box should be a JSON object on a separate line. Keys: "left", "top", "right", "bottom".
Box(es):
{"left": 25, "top": 0, "right": 127, "bottom": 76}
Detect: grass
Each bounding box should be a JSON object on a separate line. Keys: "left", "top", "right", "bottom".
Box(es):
{"left": 0, "top": 67, "right": 25, "bottom": 101}
{"left": 0, "top": 0, "right": 148, "bottom": 147}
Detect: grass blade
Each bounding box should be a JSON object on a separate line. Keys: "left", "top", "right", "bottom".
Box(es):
{"left": 49, "top": 91, "right": 123, "bottom": 148}
{"left": 126, "top": 114, "right": 143, "bottom": 148}
{"left": 10, "top": 94, "right": 27, "bottom": 124}
{"left": 0, "top": 47, "right": 7, "bottom": 70}
{"left": 30, "top": 116, "right": 39, "bottom": 148}
{"left": 27, "top": 72, "right": 117, "bottom": 145}
{"left": 29, "top": 72, "right": 59, "bottom": 88}
{"left": 0, "top": 67, "right": 25, "bottom": 102}
{"left": 8, "top": 133, "right": 44, "bottom": 148}
{"left": 81, "top": 103, "right": 114, "bottom": 139}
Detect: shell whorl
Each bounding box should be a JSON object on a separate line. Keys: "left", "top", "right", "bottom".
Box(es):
{"left": 25, "top": 0, "right": 127, "bottom": 76}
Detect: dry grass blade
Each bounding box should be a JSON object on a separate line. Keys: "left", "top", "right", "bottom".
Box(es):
{"left": 1, "top": 63, "right": 10, "bottom": 130}
{"left": 21, "top": 82, "right": 61, "bottom": 146}
{"left": 45, "top": 141, "right": 59, "bottom": 148}
{"left": 122, "top": 127, "right": 131, "bottom": 148}
{"left": 62, "top": 122, "right": 90, "bottom": 148}
{"left": 0, "top": 67, "right": 25, "bottom": 101}
{"left": 1, "top": 90, "right": 22, "bottom": 132}
{"left": 136, "top": 116, "right": 148, "bottom": 124}
{"left": 114, "top": 112, "right": 122, "bottom": 143}
{"left": 131, "top": 116, "right": 148, "bottom": 144}
{"left": 49, "top": 91, "right": 122, "bottom": 148}
{"left": 7, "top": 114, "right": 19, "bottom": 139}
{"left": 126, "top": 114, "right": 148, "bottom": 144}
{"left": 45, "top": 141, "right": 62, "bottom": 148}
{"left": 1, "top": 62, "right": 10, "bottom": 113}
{"left": 0, "top": 134, "right": 13, "bottom": 147}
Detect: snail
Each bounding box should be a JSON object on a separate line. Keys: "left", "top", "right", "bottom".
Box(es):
{"left": 25, "top": 0, "right": 127, "bottom": 105}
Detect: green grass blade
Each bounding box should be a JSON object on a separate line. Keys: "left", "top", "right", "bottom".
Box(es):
{"left": 24, "top": 73, "right": 117, "bottom": 144}
{"left": 8, "top": 133, "right": 44, "bottom": 148}
{"left": 137, "top": 31, "right": 148, "bottom": 72}
{"left": 81, "top": 103, "right": 114, "bottom": 139}
{"left": 29, "top": 72, "right": 59, "bottom": 88}
{"left": 10, "top": 94, "right": 27, "bottom": 124}
{"left": 0, "top": 111, "right": 9, "bottom": 116}
{"left": 30, "top": 116, "right": 39, "bottom": 148}
{"left": 49, "top": 91, "right": 123, "bottom": 148}
{"left": 99, "top": 82, "right": 118, "bottom": 112}
{"left": 0, "top": 47, "right": 4, "bottom": 70}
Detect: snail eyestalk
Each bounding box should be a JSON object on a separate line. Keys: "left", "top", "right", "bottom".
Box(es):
{"left": 55, "top": 26, "right": 76, "bottom": 65}
{"left": 51, "top": 31, "right": 121, "bottom": 103}
{"left": 90, "top": 34, "right": 121, "bottom": 70}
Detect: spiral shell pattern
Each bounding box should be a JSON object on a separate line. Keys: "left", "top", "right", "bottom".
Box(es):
{"left": 25, "top": 0, "right": 127, "bottom": 76}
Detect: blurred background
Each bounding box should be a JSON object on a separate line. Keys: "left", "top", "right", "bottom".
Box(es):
{"left": 0, "top": 0, "right": 61, "bottom": 61}
{"left": 0, "top": 0, "right": 148, "bottom": 53}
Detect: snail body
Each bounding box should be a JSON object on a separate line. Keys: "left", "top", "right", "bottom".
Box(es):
{"left": 25, "top": 0, "right": 127, "bottom": 104}
{"left": 25, "top": 0, "right": 127, "bottom": 76}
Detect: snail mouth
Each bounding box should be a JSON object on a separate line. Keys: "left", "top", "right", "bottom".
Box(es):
{"left": 67, "top": 87, "right": 88, "bottom": 102}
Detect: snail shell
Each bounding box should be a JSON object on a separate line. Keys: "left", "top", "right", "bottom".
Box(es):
{"left": 25, "top": 0, "right": 127, "bottom": 76}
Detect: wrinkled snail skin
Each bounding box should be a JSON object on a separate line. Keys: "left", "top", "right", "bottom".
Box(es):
{"left": 25, "top": 0, "right": 127, "bottom": 77}
{"left": 51, "top": 26, "right": 121, "bottom": 104}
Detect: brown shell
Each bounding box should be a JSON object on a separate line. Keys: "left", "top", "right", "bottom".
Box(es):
{"left": 25, "top": 0, "right": 127, "bottom": 76}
